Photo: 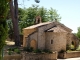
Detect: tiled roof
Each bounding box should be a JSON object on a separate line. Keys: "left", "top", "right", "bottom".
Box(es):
{"left": 23, "top": 21, "right": 72, "bottom": 32}
{"left": 47, "top": 26, "right": 67, "bottom": 32}
{"left": 24, "top": 22, "right": 52, "bottom": 29}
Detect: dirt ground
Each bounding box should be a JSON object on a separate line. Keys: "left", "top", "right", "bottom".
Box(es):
{"left": 5, "top": 41, "right": 15, "bottom": 45}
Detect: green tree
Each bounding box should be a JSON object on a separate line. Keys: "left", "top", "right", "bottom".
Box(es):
{"left": 38, "top": 7, "right": 48, "bottom": 22}
{"left": 0, "top": 0, "right": 9, "bottom": 59}
{"left": 7, "top": 19, "right": 14, "bottom": 40}
{"left": 7, "top": 5, "right": 61, "bottom": 36}
{"left": 48, "top": 8, "right": 61, "bottom": 21}
{"left": 18, "top": 5, "right": 61, "bottom": 33}
{"left": 9, "top": 0, "right": 40, "bottom": 46}
{"left": 18, "top": 8, "right": 26, "bottom": 34}
{"left": 76, "top": 27, "right": 80, "bottom": 38}
{"left": 18, "top": 5, "right": 39, "bottom": 32}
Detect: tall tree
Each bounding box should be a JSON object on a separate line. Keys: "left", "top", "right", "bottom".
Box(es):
{"left": 9, "top": 0, "right": 40, "bottom": 46}
{"left": 7, "top": 4, "right": 61, "bottom": 41}
{"left": 0, "top": 0, "right": 9, "bottom": 59}
{"left": 9, "top": 0, "right": 20, "bottom": 46}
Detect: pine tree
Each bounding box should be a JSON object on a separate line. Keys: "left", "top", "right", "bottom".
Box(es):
{"left": 0, "top": 0, "right": 9, "bottom": 59}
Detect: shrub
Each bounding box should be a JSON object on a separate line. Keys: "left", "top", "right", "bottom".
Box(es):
{"left": 8, "top": 51, "right": 12, "bottom": 55}
{"left": 70, "top": 44, "right": 75, "bottom": 51}
{"left": 76, "top": 46, "right": 80, "bottom": 51}
{"left": 59, "top": 50, "right": 66, "bottom": 53}
{"left": 33, "top": 49, "right": 42, "bottom": 53}
{"left": 14, "top": 48, "right": 21, "bottom": 54}
{"left": 8, "top": 47, "right": 21, "bottom": 54}
{"left": 8, "top": 48, "right": 12, "bottom": 51}
{"left": 66, "top": 44, "right": 75, "bottom": 51}
{"left": 42, "top": 49, "right": 52, "bottom": 53}
{"left": 0, "top": 0, "right": 9, "bottom": 59}
{"left": 23, "top": 47, "right": 33, "bottom": 52}
{"left": 66, "top": 44, "right": 70, "bottom": 50}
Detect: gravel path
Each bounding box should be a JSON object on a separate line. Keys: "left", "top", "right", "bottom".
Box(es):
{"left": 5, "top": 41, "right": 15, "bottom": 45}
{"left": 58, "top": 57, "right": 80, "bottom": 60}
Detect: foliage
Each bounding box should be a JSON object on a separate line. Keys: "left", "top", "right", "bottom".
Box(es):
{"left": 33, "top": 49, "right": 42, "bottom": 53}
{"left": 59, "top": 50, "right": 66, "bottom": 53}
{"left": 7, "top": 19, "right": 14, "bottom": 40}
{"left": 76, "top": 27, "right": 80, "bottom": 39}
{"left": 23, "top": 47, "right": 33, "bottom": 52}
{"left": 8, "top": 50, "right": 12, "bottom": 55}
{"left": 76, "top": 45, "right": 80, "bottom": 51}
{"left": 42, "top": 49, "right": 52, "bottom": 53}
{"left": 66, "top": 44, "right": 75, "bottom": 51}
{"left": 48, "top": 8, "right": 61, "bottom": 21}
{"left": 67, "top": 50, "right": 72, "bottom": 52}
{"left": 70, "top": 44, "right": 75, "bottom": 50}
{"left": 23, "top": 47, "right": 53, "bottom": 53}
{"left": 0, "top": 0, "right": 9, "bottom": 59}
{"left": 8, "top": 47, "right": 21, "bottom": 55}
{"left": 14, "top": 48, "right": 21, "bottom": 54}
{"left": 18, "top": 5, "right": 61, "bottom": 33}
{"left": 37, "top": 6, "right": 48, "bottom": 22}
{"left": 66, "top": 44, "right": 71, "bottom": 51}
{"left": 6, "top": 5, "right": 61, "bottom": 46}
{"left": 7, "top": 5, "right": 61, "bottom": 36}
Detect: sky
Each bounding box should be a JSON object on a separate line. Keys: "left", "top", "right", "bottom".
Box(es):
{"left": 18, "top": 0, "right": 80, "bottom": 33}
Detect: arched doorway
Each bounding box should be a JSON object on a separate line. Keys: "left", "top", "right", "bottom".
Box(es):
{"left": 71, "top": 41, "right": 76, "bottom": 49}
{"left": 30, "top": 40, "right": 37, "bottom": 50}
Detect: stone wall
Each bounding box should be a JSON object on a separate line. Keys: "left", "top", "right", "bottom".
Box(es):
{"left": 23, "top": 28, "right": 36, "bottom": 47}
{"left": 37, "top": 23, "right": 55, "bottom": 50}
{"left": 58, "top": 51, "right": 80, "bottom": 59}
{"left": 37, "top": 26, "right": 46, "bottom": 50}
{"left": 3, "top": 52, "right": 57, "bottom": 60}
{"left": 3, "top": 54, "right": 22, "bottom": 60}
{"left": 23, "top": 22, "right": 73, "bottom": 51}
{"left": 29, "top": 32, "right": 38, "bottom": 49}
{"left": 45, "top": 32, "right": 67, "bottom": 52}
{"left": 66, "top": 33, "right": 72, "bottom": 45}
{"left": 66, "top": 33, "right": 79, "bottom": 49}
{"left": 22, "top": 52, "right": 57, "bottom": 60}
{"left": 29, "top": 32, "right": 38, "bottom": 41}
{"left": 71, "top": 34, "right": 79, "bottom": 48}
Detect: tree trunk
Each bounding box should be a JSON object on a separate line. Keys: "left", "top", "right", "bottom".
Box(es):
{"left": 9, "top": 0, "right": 20, "bottom": 46}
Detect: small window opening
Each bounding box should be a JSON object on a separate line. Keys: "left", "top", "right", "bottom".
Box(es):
{"left": 51, "top": 40, "right": 53, "bottom": 44}
{"left": 72, "top": 41, "right": 74, "bottom": 45}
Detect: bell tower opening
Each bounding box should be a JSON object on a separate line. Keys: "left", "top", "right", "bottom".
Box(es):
{"left": 35, "top": 16, "right": 42, "bottom": 24}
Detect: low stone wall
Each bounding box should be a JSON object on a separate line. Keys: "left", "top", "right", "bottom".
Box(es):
{"left": 22, "top": 52, "right": 57, "bottom": 60}
{"left": 3, "top": 52, "right": 57, "bottom": 60}
{"left": 58, "top": 51, "right": 80, "bottom": 59}
{"left": 3, "top": 54, "right": 23, "bottom": 60}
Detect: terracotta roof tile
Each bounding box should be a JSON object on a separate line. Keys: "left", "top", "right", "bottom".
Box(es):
{"left": 47, "top": 26, "right": 67, "bottom": 32}
{"left": 24, "top": 22, "right": 51, "bottom": 29}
